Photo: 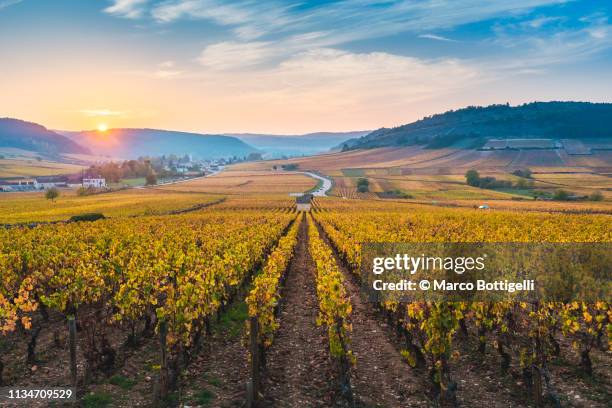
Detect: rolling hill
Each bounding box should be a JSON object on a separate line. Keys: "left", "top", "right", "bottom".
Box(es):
{"left": 62, "top": 128, "right": 257, "bottom": 160}
{"left": 229, "top": 131, "right": 370, "bottom": 157}
{"left": 340, "top": 102, "right": 612, "bottom": 150}
{"left": 0, "top": 118, "right": 90, "bottom": 156}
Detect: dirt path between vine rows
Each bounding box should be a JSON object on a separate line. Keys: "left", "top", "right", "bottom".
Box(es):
{"left": 314, "top": 219, "right": 431, "bottom": 408}
{"left": 180, "top": 300, "right": 250, "bottom": 408}
{"left": 260, "top": 216, "right": 338, "bottom": 407}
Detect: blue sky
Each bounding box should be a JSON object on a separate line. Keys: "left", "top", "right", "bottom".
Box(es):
{"left": 1, "top": 0, "right": 611, "bottom": 133}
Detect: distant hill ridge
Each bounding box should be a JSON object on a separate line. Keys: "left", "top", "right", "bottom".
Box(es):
{"left": 229, "top": 130, "right": 370, "bottom": 156}
{"left": 0, "top": 118, "right": 90, "bottom": 155}
{"left": 60, "top": 128, "right": 257, "bottom": 160}
{"left": 340, "top": 102, "right": 612, "bottom": 150}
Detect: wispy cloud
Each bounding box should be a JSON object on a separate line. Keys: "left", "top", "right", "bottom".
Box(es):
{"left": 0, "top": 0, "right": 23, "bottom": 11}
{"left": 148, "top": 0, "right": 571, "bottom": 42}
{"left": 181, "top": 46, "right": 485, "bottom": 131}
{"left": 521, "top": 16, "right": 564, "bottom": 29}
{"left": 79, "top": 109, "right": 125, "bottom": 117}
{"left": 418, "top": 33, "right": 457, "bottom": 42}
{"left": 153, "top": 60, "right": 184, "bottom": 78}
{"left": 104, "top": 0, "right": 148, "bottom": 19}
{"left": 490, "top": 12, "right": 612, "bottom": 70}
{"left": 198, "top": 41, "right": 277, "bottom": 70}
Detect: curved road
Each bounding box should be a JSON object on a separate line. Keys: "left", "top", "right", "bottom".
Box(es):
{"left": 301, "top": 171, "right": 332, "bottom": 196}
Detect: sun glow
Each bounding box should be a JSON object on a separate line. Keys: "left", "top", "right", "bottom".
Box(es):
{"left": 97, "top": 123, "right": 108, "bottom": 132}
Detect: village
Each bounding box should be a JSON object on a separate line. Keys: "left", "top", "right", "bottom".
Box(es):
{"left": 0, "top": 156, "right": 226, "bottom": 192}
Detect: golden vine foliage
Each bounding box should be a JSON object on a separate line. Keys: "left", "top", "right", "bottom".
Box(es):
{"left": 307, "top": 215, "right": 353, "bottom": 359}
{"left": 247, "top": 213, "right": 302, "bottom": 348}
{"left": 0, "top": 210, "right": 294, "bottom": 351}
{"left": 313, "top": 200, "right": 611, "bottom": 396}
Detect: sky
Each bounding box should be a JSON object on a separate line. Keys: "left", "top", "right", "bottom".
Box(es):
{"left": 1, "top": 0, "right": 611, "bottom": 134}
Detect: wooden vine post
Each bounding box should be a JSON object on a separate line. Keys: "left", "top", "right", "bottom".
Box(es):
{"left": 247, "top": 316, "right": 260, "bottom": 408}
{"left": 68, "top": 316, "right": 77, "bottom": 388}
{"left": 158, "top": 320, "right": 169, "bottom": 402}
{"left": 335, "top": 316, "right": 354, "bottom": 407}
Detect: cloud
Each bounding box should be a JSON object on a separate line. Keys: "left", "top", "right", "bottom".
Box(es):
{"left": 104, "top": 0, "right": 148, "bottom": 19}
{"left": 276, "top": 49, "right": 480, "bottom": 101}
{"left": 521, "top": 16, "right": 563, "bottom": 29}
{"left": 154, "top": 60, "right": 184, "bottom": 78}
{"left": 110, "top": 0, "right": 605, "bottom": 75}
{"left": 195, "top": 48, "right": 482, "bottom": 117}
{"left": 79, "top": 109, "right": 125, "bottom": 117}
{"left": 148, "top": 0, "right": 570, "bottom": 44}
{"left": 587, "top": 26, "right": 608, "bottom": 39}
{"left": 490, "top": 12, "right": 612, "bottom": 69}
{"left": 418, "top": 34, "right": 457, "bottom": 42}
{"left": 158, "top": 60, "right": 175, "bottom": 69}
{"left": 152, "top": 0, "right": 259, "bottom": 25}
{"left": 197, "top": 41, "right": 277, "bottom": 70}
{"left": 0, "top": 0, "right": 22, "bottom": 10}
{"left": 119, "top": 61, "right": 186, "bottom": 79}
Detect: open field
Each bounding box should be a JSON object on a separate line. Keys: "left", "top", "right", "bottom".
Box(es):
{"left": 232, "top": 147, "right": 612, "bottom": 204}
{"left": 326, "top": 194, "right": 612, "bottom": 214}
{"left": 530, "top": 172, "right": 612, "bottom": 199}
{"left": 332, "top": 174, "right": 527, "bottom": 200}
{"left": 0, "top": 158, "right": 85, "bottom": 178}
{"left": 156, "top": 170, "right": 317, "bottom": 195}
{"left": 1, "top": 193, "right": 610, "bottom": 407}
{"left": 0, "top": 171, "right": 314, "bottom": 224}
{"left": 0, "top": 188, "right": 223, "bottom": 224}
{"left": 234, "top": 147, "right": 612, "bottom": 174}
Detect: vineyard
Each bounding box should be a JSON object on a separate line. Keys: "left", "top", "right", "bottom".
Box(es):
{"left": 0, "top": 194, "right": 610, "bottom": 407}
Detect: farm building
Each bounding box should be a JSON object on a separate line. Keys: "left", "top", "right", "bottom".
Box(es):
{"left": 82, "top": 178, "right": 107, "bottom": 188}
{"left": 0, "top": 178, "right": 38, "bottom": 191}
{"left": 36, "top": 175, "right": 69, "bottom": 189}
{"left": 296, "top": 193, "right": 313, "bottom": 211}
{"left": 482, "top": 138, "right": 556, "bottom": 150}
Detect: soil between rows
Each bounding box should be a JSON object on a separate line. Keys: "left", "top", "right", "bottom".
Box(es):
{"left": 259, "top": 216, "right": 338, "bottom": 407}
{"left": 313, "top": 219, "right": 431, "bottom": 408}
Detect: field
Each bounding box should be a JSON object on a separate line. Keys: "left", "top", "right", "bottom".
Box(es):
{"left": 0, "top": 189, "right": 224, "bottom": 224}
{"left": 233, "top": 148, "right": 612, "bottom": 174}
{"left": 0, "top": 170, "right": 315, "bottom": 224}
{"left": 0, "top": 158, "right": 85, "bottom": 178}
{"left": 234, "top": 147, "right": 612, "bottom": 206}
{"left": 0, "top": 176, "right": 610, "bottom": 408}
{"left": 156, "top": 170, "right": 317, "bottom": 195}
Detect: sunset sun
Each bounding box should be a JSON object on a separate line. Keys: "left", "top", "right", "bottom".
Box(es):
{"left": 97, "top": 123, "right": 108, "bottom": 132}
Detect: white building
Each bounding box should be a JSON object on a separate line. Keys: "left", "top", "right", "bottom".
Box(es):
{"left": 0, "top": 178, "right": 38, "bottom": 191}
{"left": 296, "top": 194, "right": 313, "bottom": 212}
{"left": 83, "top": 178, "right": 107, "bottom": 188}
{"left": 36, "top": 176, "right": 68, "bottom": 189}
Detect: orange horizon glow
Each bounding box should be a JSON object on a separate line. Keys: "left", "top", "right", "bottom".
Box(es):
{"left": 97, "top": 123, "right": 108, "bottom": 132}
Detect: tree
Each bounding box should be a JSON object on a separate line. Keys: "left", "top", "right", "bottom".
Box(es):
{"left": 341, "top": 144, "right": 350, "bottom": 152}
{"left": 145, "top": 173, "right": 157, "bottom": 186}
{"left": 588, "top": 191, "right": 604, "bottom": 201}
{"left": 281, "top": 163, "right": 298, "bottom": 171}
{"left": 553, "top": 189, "right": 571, "bottom": 201}
{"left": 512, "top": 168, "right": 532, "bottom": 179}
{"left": 465, "top": 170, "right": 480, "bottom": 187}
{"left": 357, "top": 178, "right": 369, "bottom": 193}
{"left": 45, "top": 187, "right": 59, "bottom": 202}
{"left": 515, "top": 178, "right": 534, "bottom": 189}
{"left": 247, "top": 152, "right": 263, "bottom": 161}
{"left": 76, "top": 186, "right": 95, "bottom": 196}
